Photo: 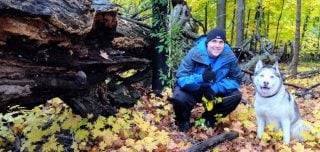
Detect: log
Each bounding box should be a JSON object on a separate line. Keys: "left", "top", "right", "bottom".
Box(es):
{"left": 187, "top": 131, "right": 239, "bottom": 152}
{"left": 0, "top": 0, "right": 152, "bottom": 117}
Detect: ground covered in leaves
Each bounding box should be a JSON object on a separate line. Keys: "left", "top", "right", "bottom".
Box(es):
{"left": 0, "top": 66, "right": 320, "bottom": 151}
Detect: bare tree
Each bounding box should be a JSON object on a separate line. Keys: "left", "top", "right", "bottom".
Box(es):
{"left": 289, "top": 0, "right": 301, "bottom": 76}
{"left": 236, "top": 0, "right": 245, "bottom": 48}
{"left": 216, "top": 0, "right": 226, "bottom": 29}
{"left": 230, "top": 0, "right": 236, "bottom": 46}
{"left": 301, "top": 9, "right": 311, "bottom": 46}
{"left": 273, "top": 0, "right": 285, "bottom": 51}
{"left": 318, "top": 17, "right": 320, "bottom": 51}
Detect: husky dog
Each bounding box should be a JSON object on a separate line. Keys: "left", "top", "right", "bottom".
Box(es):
{"left": 253, "top": 60, "right": 309, "bottom": 144}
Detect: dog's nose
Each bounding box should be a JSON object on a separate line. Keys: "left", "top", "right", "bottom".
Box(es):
{"left": 263, "top": 81, "right": 269, "bottom": 86}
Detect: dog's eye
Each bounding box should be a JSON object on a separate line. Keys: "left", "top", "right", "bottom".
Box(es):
{"left": 260, "top": 74, "right": 264, "bottom": 77}
{"left": 270, "top": 75, "right": 275, "bottom": 78}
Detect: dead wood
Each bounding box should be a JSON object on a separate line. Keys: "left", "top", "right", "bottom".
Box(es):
{"left": 187, "top": 131, "right": 239, "bottom": 152}
{"left": 0, "top": 0, "right": 152, "bottom": 117}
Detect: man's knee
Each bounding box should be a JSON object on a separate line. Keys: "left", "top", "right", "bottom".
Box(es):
{"left": 171, "top": 87, "right": 190, "bottom": 105}
{"left": 230, "top": 90, "right": 242, "bottom": 103}
{"left": 215, "top": 90, "right": 242, "bottom": 115}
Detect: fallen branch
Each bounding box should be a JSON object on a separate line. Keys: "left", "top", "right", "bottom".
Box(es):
{"left": 187, "top": 131, "right": 239, "bottom": 152}
{"left": 296, "top": 69, "right": 320, "bottom": 79}
{"left": 284, "top": 83, "right": 307, "bottom": 90}
{"left": 306, "top": 83, "right": 320, "bottom": 91}
{"left": 118, "top": 15, "right": 151, "bottom": 29}
{"left": 284, "top": 82, "right": 320, "bottom": 91}
{"left": 241, "top": 69, "right": 253, "bottom": 75}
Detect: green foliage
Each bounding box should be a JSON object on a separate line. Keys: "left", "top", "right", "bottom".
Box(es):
{"left": 152, "top": 20, "right": 192, "bottom": 88}
{"left": 185, "top": 0, "right": 320, "bottom": 57}
{"left": 110, "top": 0, "right": 152, "bottom": 24}
{"left": 195, "top": 118, "right": 206, "bottom": 127}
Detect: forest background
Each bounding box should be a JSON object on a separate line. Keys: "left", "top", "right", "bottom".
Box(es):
{"left": 0, "top": 0, "right": 320, "bottom": 151}
{"left": 114, "top": 0, "right": 320, "bottom": 57}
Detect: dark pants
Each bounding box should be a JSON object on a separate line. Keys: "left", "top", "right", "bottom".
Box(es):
{"left": 171, "top": 86, "right": 242, "bottom": 123}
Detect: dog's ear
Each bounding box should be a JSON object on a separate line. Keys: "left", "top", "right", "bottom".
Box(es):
{"left": 273, "top": 61, "right": 280, "bottom": 73}
{"left": 255, "top": 60, "right": 263, "bottom": 72}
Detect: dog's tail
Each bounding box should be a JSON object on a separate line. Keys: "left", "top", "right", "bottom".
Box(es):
{"left": 291, "top": 119, "right": 313, "bottom": 141}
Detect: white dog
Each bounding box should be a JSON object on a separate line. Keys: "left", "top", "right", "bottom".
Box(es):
{"left": 253, "top": 60, "right": 309, "bottom": 144}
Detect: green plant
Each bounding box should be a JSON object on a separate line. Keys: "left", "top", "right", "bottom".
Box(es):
{"left": 195, "top": 118, "right": 206, "bottom": 127}
{"left": 153, "top": 21, "right": 192, "bottom": 88}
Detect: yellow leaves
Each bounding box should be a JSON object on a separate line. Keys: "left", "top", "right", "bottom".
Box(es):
{"left": 118, "top": 69, "right": 137, "bottom": 78}
{"left": 25, "top": 128, "right": 44, "bottom": 143}
{"left": 202, "top": 96, "right": 214, "bottom": 111}
{"left": 293, "top": 143, "right": 305, "bottom": 152}
{"left": 161, "top": 87, "right": 172, "bottom": 98}
{"left": 42, "top": 136, "right": 64, "bottom": 152}
{"left": 91, "top": 127, "right": 102, "bottom": 139}
{"left": 278, "top": 145, "right": 292, "bottom": 152}
{"left": 157, "top": 130, "right": 170, "bottom": 145}
{"left": 112, "top": 121, "right": 123, "bottom": 134}
{"left": 51, "top": 97, "right": 63, "bottom": 104}
{"left": 261, "top": 132, "right": 271, "bottom": 142}
{"left": 132, "top": 135, "right": 165, "bottom": 152}
{"left": 98, "top": 140, "right": 109, "bottom": 151}
{"left": 21, "top": 141, "right": 36, "bottom": 152}
{"left": 49, "top": 120, "right": 61, "bottom": 133}
{"left": 300, "top": 130, "right": 315, "bottom": 141}
{"left": 118, "top": 146, "right": 135, "bottom": 152}
{"left": 137, "top": 120, "right": 151, "bottom": 133}
{"left": 266, "top": 123, "right": 276, "bottom": 131}
{"left": 273, "top": 130, "right": 284, "bottom": 141}
{"left": 259, "top": 123, "right": 284, "bottom": 142}
{"left": 99, "top": 130, "right": 116, "bottom": 149}
{"left": 286, "top": 75, "right": 320, "bottom": 88}
{"left": 224, "top": 127, "right": 231, "bottom": 132}
{"left": 75, "top": 129, "right": 89, "bottom": 141}
{"left": 61, "top": 115, "right": 81, "bottom": 131}
{"left": 95, "top": 116, "right": 107, "bottom": 130}
{"left": 91, "top": 117, "right": 109, "bottom": 138}
{"left": 57, "top": 108, "right": 73, "bottom": 122}
{"left": 106, "top": 115, "right": 116, "bottom": 126}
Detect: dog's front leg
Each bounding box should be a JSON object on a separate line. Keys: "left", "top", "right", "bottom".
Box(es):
{"left": 256, "top": 116, "right": 265, "bottom": 138}
{"left": 281, "top": 119, "right": 291, "bottom": 144}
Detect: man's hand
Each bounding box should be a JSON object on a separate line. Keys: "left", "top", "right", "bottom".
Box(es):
{"left": 202, "top": 69, "right": 216, "bottom": 83}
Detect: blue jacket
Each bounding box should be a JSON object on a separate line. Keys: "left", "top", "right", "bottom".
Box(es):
{"left": 176, "top": 36, "right": 242, "bottom": 94}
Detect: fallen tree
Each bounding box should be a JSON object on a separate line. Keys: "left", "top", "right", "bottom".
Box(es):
{"left": 0, "top": 0, "right": 152, "bottom": 117}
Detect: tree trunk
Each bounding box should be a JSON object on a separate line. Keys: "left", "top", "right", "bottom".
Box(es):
{"left": 245, "top": 9, "right": 251, "bottom": 39}
{"left": 151, "top": 0, "right": 168, "bottom": 95}
{"left": 236, "top": 0, "right": 245, "bottom": 48}
{"left": 273, "top": 0, "right": 285, "bottom": 51}
{"left": 289, "top": 0, "right": 301, "bottom": 76}
{"left": 204, "top": 2, "right": 208, "bottom": 33}
{"left": 230, "top": 0, "right": 236, "bottom": 46}
{"left": 0, "top": 0, "right": 152, "bottom": 118}
{"left": 216, "top": 0, "right": 226, "bottom": 29}
{"left": 318, "top": 17, "right": 320, "bottom": 51}
{"left": 301, "top": 10, "right": 310, "bottom": 47}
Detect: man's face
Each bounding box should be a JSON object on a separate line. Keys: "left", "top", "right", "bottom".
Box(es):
{"left": 207, "top": 39, "right": 224, "bottom": 57}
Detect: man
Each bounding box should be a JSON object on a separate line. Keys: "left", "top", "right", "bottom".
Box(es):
{"left": 170, "top": 28, "right": 242, "bottom": 132}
